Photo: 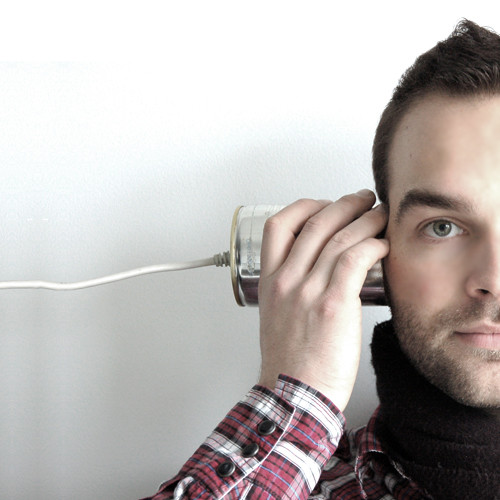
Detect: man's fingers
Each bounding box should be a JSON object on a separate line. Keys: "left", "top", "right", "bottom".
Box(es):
{"left": 311, "top": 203, "right": 388, "bottom": 283}
{"left": 260, "top": 199, "right": 330, "bottom": 277}
{"left": 281, "top": 190, "right": 376, "bottom": 276}
{"left": 327, "top": 237, "right": 390, "bottom": 303}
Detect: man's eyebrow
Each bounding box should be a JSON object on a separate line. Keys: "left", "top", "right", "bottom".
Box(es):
{"left": 395, "top": 189, "right": 475, "bottom": 224}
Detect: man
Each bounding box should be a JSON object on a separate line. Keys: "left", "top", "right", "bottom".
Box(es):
{"left": 143, "top": 20, "right": 500, "bottom": 499}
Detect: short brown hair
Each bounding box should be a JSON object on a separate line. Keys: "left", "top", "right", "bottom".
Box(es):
{"left": 372, "top": 19, "right": 500, "bottom": 204}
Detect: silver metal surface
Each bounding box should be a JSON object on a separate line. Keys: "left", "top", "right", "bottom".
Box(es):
{"left": 230, "top": 205, "right": 386, "bottom": 307}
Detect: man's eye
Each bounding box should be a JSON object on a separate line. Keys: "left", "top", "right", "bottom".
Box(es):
{"left": 422, "top": 220, "right": 463, "bottom": 238}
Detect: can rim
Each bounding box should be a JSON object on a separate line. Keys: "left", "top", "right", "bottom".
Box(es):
{"left": 230, "top": 206, "right": 244, "bottom": 306}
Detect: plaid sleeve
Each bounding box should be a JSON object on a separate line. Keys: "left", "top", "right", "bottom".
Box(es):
{"left": 141, "top": 375, "right": 345, "bottom": 500}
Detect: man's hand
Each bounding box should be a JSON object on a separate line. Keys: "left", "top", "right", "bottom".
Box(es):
{"left": 257, "top": 190, "right": 389, "bottom": 411}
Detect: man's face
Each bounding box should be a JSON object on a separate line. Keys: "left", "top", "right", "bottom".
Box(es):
{"left": 384, "top": 93, "right": 500, "bottom": 409}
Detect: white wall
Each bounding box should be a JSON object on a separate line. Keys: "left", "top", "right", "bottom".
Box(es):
{"left": 1, "top": 2, "right": 498, "bottom": 498}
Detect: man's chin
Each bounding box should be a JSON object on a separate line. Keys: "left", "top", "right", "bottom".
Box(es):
{"left": 390, "top": 304, "right": 500, "bottom": 410}
{"left": 409, "top": 345, "right": 500, "bottom": 409}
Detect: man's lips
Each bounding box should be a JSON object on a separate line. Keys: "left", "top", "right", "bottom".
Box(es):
{"left": 455, "top": 326, "right": 500, "bottom": 350}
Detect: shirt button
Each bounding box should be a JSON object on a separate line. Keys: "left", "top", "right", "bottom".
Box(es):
{"left": 217, "top": 461, "right": 236, "bottom": 478}
{"left": 241, "top": 442, "right": 260, "bottom": 458}
{"left": 257, "top": 419, "right": 276, "bottom": 436}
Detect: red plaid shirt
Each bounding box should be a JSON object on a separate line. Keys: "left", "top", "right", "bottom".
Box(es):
{"left": 142, "top": 375, "right": 428, "bottom": 499}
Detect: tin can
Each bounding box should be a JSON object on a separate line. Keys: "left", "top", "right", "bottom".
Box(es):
{"left": 230, "top": 204, "right": 386, "bottom": 306}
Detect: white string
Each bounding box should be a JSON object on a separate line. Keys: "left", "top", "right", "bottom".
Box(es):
{"left": 0, "top": 256, "right": 224, "bottom": 291}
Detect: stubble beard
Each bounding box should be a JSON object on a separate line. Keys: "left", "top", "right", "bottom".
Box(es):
{"left": 389, "top": 299, "right": 500, "bottom": 410}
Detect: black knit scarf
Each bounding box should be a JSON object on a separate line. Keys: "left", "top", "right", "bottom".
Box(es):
{"left": 371, "top": 320, "right": 500, "bottom": 500}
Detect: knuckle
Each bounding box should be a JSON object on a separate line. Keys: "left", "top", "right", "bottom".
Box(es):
{"left": 262, "top": 214, "right": 282, "bottom": 236}
{"left": 266, "top": 268, "right": 295, "bottom": 300}
{"left": 266, "top": 272, "right": 319, "bottom": 309}
{"left": 295, "top": 197, "right": 316, "bottom": 207}
{"left": 338, "top": 247, "right": 365, "bottom": 270}
{"left": 300, "top": 214, "right": 325, "bottom": 235}
{"left": 313, "top": 293, "right": 341, "bottom": 319}
{"left": 291, "top": 198, "right": 324, "bottom": 216}
{"left": 330, "top": 227, "right": 354, "bottom": 247}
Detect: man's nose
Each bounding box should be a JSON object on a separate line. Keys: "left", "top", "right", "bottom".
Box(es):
{"left": 465, "top": 238, "right": 500, "bottom": 299}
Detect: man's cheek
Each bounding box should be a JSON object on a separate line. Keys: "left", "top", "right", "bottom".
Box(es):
{"left": 387, "top": 252, "right": 461, "bottom": 314}
{"left": 386, "top": 251, "right": 430, "bottom": 303}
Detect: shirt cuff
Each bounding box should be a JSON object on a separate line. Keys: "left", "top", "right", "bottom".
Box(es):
{"left": 274, "top": 374, "right": 346, "bottom": 445}
{"left": 148, "top": 376, "right": 345, "bottom": 499}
